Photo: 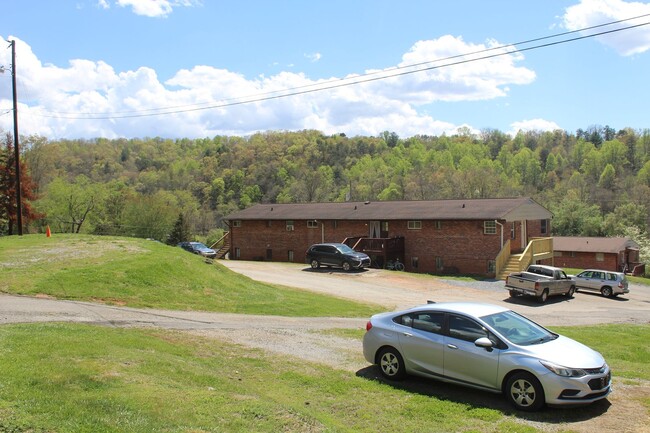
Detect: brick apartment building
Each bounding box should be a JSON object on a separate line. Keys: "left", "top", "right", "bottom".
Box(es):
{"left": 223, "top": 197, "right": 553, "bottom": 277}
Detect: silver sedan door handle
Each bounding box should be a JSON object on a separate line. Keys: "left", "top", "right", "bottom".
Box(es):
{"left": 402, "top": 332, "right": 413, "bottom": 337}
{"left": 447, "top": 344, "right": 458, "bottom": 350}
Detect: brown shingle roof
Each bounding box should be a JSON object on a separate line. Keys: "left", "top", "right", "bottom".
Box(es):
{"left": 224, "top": 197, "right": 552, "bottom": 221}
{"left": 553, "top": 236, "right": 639, "bottom": 253}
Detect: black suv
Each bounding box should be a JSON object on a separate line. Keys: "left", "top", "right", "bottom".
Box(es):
{"left": 306, "top": 243, "right": 371, "bottom": 271}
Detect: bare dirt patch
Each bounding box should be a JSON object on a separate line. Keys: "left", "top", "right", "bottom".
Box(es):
{"left": 0, "top": 239, "right": 148, "bottom": 269}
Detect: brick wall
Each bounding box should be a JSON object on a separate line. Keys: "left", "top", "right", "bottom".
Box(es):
{"left": 542, "top": 251, "right": 620, "bottom": 272}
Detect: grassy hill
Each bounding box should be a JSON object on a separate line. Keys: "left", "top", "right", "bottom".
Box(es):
{"left": 0, "top": 234, "right": 380, "bottom": 317}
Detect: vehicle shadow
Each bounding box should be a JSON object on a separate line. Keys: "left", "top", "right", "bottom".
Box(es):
{"left": 575, "top": 291, "right": 630, "bottom": 302}
{"left": 301, "top": 267, "right": 369, "bottom": 274}
{"left": 355, "top": 366, "right": 611, "bottom": 423}
{"left": 502, "top": 295, "right": 574, "bottom": 307}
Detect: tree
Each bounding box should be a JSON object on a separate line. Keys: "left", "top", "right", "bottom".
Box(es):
{"left": 602, "top": 203, "right": 648, "bottom": 236}
{"left": 167, "top": 213, "right": 191, "bottom": 245}
{"left": 36, "top": 175, "right": 98, "bottom": 233}
{"left": 598, "top": 164, "right": 616, "bottom": 189}
{"left": 0, "top": 132, "right": 42, "bottom": 234}
{"left": 551, "top": 194, "right": 602, "bottom": 236}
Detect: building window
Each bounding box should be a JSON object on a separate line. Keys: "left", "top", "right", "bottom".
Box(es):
{"left": 286, "top": 220, "right": 294, "bottom": 231}
{"left": 487, "top": 260, "right": 496, "bottom": 274}
{"left": 332, "top": 220, "right": 338, "bottom": 229}
{"left": 511, "top": 223, "right": 516, "bottom": 239}
{"left": 596, "top": 252, "right": 605, "bottom": 262}
{"left": 411, "top": 257, "right": 418, "bottom": 269}
{"left": 382, "top": 221, "right": 389, "bottom": 231}
{"left": 267, "top": 220, "right": 272, "bottom": 228}
{"left": 307, "top": 220, "right": 318, "bottom": 228}
{"left": 266, "top": 249, "right": 273, "bottom": 260}
{"left": 235, "top": 247, "right": 241, "bottom": 259}
{"left": 434, "top": 221, "right": 442, "bottom": 230}
{"left": 232, "top": 220, "right": 241, "bottom": 228}
{"left": 554, "top": 251, "right": 563, "bottom": 257}
{"left": 541, "top": 219, "right": 548, "bottom": 235}
{"left": 435, "top": 257, "right": 444, "bottom": 271}
{"left": 484, "top": 221, "right": 497, "bottom": 235}
{"left": 288, "top": 250, "right": 294, "bottom": 262}
{"left": 408, "top": 221, "right": 422, "bottom": 230}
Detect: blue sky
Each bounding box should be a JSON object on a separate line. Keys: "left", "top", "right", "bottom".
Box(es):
{"left": 1, "top": 0, "right": 650, "bottom": 139}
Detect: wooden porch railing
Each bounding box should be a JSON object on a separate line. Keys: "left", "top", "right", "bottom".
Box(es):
{"left": 516, "top": 237, "right": 554, "bottom": 271}
{"left": 342, "top": 236, "right": 405, "bottom": 268}
{"left": 209, "top": 231, "right": 230, "bottom": 250}
{"left": 494, "top": 239, "right": 511, "bottom": 278}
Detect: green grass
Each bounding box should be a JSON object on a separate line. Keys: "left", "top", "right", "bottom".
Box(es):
{"left": 0, "top": 323, "right": 535, "bottom": 433}
{"left": 0, "top": 234, "right": 380, "bottom": 317}
{"left": 1, "top": 322, "right": 648, "bottom": 433}
{"left": 553, "top": 324, "right": 650, "bottom": 381}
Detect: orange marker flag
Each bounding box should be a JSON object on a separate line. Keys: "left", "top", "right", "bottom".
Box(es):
{"left": 46, "top": 225, "right": 51, "bottom": 237}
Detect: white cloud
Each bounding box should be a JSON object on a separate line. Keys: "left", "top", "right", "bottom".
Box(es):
{"left": 305, "top": 52, "right": 322, "bottom": 62}
{"left": 373, "top": 35, "right": 536, "bottom": 104}
{"left": 508, "top": 119, "right": 562, "bottom": 136}
{"left": 115, "top": 0, "right": 199, "bottom": 18}
{"left": 563, "top": 0, "right": 650, "bottom": 56}
{"left": 0, "top": 36, "right": 539, "bottom": 139}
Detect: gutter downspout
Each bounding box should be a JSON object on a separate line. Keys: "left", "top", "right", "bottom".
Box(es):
{"left": 494, "top": 220, "right": 504, "bottom": 249}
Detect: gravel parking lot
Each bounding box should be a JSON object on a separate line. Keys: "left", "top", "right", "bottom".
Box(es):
{"left": 1, "top": 260, "right": 649, "bottom": 432}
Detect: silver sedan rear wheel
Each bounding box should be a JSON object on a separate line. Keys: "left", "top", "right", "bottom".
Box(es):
{"left": 377, "top": 347, "right": 406, "bottom": 380}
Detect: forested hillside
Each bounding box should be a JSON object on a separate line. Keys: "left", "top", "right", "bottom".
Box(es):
{"left": 3, "top": 126, "right": 650, "bottom": 246}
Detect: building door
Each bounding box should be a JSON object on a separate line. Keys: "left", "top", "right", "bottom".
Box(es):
{"left": 369, "top": 221, "right": 381, "bottom": 238}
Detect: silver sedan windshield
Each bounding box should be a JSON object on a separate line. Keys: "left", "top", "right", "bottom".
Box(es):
{"left": 481, "top": 310, "right": 557, "bottom": 345}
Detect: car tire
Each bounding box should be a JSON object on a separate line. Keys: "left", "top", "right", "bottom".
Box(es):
{"left": 508, "top": 290, "right": 519, "bottom": 298}
{"left": 601, "top": 286, "right": 613, "bottom": 297}
{"left": 538, "top": 289, "right": 549, "bottom": 303}
{"left": 377, "top": 347, "right": 406, "bottom": 380}
{"left": 342, "top": 261, "right": 352, "bottom": 272}
{"left": 310, "top": 259, "right": 320, "bottom": 269}
{"left": 505, "top": 372, "right": 545, "bottom": 412}
{"left": 566, "top": 286, "right": 575, "bottom": 297}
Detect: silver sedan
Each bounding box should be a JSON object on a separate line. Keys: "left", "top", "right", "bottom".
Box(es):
{"left": 362, "top": 302, "right": 611, "bottom": 411}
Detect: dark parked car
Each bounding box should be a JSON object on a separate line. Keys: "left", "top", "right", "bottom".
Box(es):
{"left": 177, "top": 241, "right": 217, "bottom": 259}
{"left": 306, "top": 243, "right": 371, "bottom": 271}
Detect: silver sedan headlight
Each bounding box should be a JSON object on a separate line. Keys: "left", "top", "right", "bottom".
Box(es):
{"left": 540, "top": 360, "right": 588, "bottom": 377}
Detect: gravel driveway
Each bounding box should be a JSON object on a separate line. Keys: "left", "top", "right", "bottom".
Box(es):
{"left": 2, "top": 260, "right": 649, "bottom": 432}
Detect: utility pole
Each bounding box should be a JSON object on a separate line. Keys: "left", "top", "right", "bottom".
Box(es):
{"left": 8, "top": 40, "right": 22, "bottom": 235}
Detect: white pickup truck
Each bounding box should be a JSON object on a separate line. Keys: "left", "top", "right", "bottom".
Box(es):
{"left": 505, "top": 264, "right": 576, "bottom": 303}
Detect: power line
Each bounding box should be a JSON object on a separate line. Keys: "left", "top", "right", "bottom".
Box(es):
{"left": 31, "top": 14, "right": 650, "bottom": 121}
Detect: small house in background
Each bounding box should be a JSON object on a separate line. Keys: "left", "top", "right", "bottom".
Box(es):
{"left": 548, "top": 236, "right": 643, "bottom": 275}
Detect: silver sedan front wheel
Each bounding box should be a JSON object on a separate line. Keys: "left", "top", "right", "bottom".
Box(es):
{"left": 505, "top": 372, "right": 545, "bottom": 411}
